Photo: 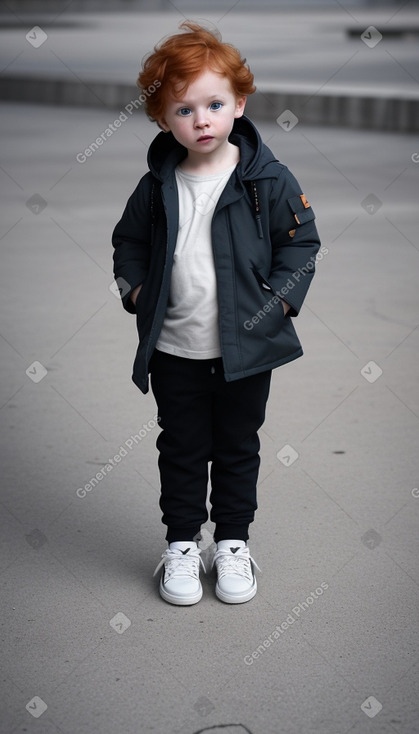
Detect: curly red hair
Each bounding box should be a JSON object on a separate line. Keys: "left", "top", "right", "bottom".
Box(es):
{"left": 137, "top": 21, "right": 256, "bottom": 122}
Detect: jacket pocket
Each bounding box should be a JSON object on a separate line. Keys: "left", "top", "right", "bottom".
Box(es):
{"left": 247, "top": 267, "right": 286, "bottom": 336}
{"left": 134, "top": 283, "right": 148, "bottom": 341}
{"left": 252, "top": 267, "right": 277, "bottom": 299}
{"left": 134, "top": 284, "right": 143, "bottom": 311}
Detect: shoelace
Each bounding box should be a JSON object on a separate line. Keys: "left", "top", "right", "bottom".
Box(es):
{"left": 211, "top": 547, "right": 261, "bottom": 581}
{"left": 153, "top": 548, "right": 206, "bottom": 581}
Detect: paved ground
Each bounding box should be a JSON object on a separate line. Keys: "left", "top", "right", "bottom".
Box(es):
{"left": 1, "top": 7, "right": 417, "bottom": 90}
{"left": 1, "top": 98, "right": 418, "bottom": 733}
{"left": 1, "top": 5, "right": 419, "bottom": 129}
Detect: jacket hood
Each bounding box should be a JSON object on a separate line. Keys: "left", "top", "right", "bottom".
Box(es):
{"left": 147, "top": 115, "right": 279, "bottom": 182}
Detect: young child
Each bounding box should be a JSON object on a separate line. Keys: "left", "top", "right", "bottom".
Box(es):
{"left": 112, "top": 22, "right": 321, "bottom": 606}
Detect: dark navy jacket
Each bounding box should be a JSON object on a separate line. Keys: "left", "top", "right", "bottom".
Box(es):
{"left": 112, "top": 116, "right": 321, "bottom": 394}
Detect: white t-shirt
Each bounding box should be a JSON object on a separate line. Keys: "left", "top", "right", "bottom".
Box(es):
{"left": 156, "top": 164, "right": 236, "bottom": 359}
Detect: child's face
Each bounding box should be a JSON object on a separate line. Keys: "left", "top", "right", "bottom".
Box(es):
{"left": 158, "top": 68, "right": 246, "bottom": 158}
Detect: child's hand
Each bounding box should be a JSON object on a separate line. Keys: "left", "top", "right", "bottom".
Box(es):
{"left": 130, "top": 285, "right": 142, "bottom": 306}
{"left": 280, "top": 299, "right": 291, "bottom": 315}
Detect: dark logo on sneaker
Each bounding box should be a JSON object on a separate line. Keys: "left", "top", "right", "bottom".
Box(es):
{"left": 181, "top": 548, "right": 190, "bottom": 555}
{"left": 230, "top": 547, "right": 240, "bottom": 554}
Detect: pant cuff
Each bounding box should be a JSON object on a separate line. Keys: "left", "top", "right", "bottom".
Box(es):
{"left": 165, "top": 526, "right": 202, "bottom": 543}
{"left": 214, "top": 524, "right": 250, "bottom": 543}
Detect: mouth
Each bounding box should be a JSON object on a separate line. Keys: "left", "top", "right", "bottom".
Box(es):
{"left": 197, "top": 135, "right": 214, "bottom": 142}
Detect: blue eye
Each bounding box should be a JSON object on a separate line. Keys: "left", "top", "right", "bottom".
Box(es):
{"left": 210, "top": 102, "right": 222, "bottom": 111}
{"left": 177, "top": 107, "right": 191, "bottom": 116}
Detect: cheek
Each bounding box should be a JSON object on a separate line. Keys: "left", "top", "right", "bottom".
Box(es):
{"left": 170, "top": 119, "right": 193, "bottom": 140}
{"left": 173, "top": 117, "right": 191, "bottom": 130}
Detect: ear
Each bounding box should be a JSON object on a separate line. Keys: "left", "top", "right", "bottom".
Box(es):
{"left": 234, "top": 95, "right": 247, "bottom": 119}
{"left": 157, "top": 118, "right": 170, "bottom": 133}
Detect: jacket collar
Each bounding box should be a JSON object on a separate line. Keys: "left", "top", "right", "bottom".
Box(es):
{"left": 147, "top": 115, "right": 278, "bottom": 183}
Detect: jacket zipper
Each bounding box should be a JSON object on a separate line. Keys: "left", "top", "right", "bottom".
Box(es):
{"left": 250, "top": 181, "right": 264, "bottom": 239}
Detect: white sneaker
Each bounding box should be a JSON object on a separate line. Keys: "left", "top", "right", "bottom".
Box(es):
{"left": 212, "top": 541, "right": 261, "bottom": 604}
{"left": 153, "top": 542, "right": 206, "bottom": 606}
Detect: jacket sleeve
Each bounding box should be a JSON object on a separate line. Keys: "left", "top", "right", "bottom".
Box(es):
{"left": 112, "top": 174, "right": 153, "bottom": 314}
{"left": 268, "top": 166, "right": 321, "bottom": 317}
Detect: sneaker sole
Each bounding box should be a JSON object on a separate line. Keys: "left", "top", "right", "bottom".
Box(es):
{"left": 215, "top": 579, "right": 257, "bottom": 604}
{"left": 159, "top": 579, "right": 203, "bottom": 606}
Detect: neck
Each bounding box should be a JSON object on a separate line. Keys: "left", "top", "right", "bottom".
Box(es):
{"left": 180, "top": 140, "right": 239, "bottom": 175}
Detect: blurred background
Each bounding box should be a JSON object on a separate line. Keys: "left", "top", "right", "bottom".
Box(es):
{"left": 1, "top": 3, "right": 419, "bottom": 734}
{"left": 1, "top": 0, "right": 418, "bottom": 129}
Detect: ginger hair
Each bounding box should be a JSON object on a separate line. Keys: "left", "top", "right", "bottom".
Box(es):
{"left": 137, "top": 21, "right": 256, "bottom": 123}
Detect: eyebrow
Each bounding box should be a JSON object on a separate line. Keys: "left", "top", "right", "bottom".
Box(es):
{"left": 174, "top": 94, "right": 227, "bottom": 105}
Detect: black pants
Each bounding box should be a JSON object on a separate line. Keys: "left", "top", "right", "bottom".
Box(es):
{"left": 150, "top": 349, "right": 271, "bottom": 543}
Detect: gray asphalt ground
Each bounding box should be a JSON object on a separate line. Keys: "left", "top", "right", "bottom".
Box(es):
{"left": 1, "top": 5, "right": 419, "bottom": 129}
{"left": 1, "top": 99, "right": 418, "bottom": 734}
{"left": 1, "top": 6, "right": 418, "bottom": 90}
{"left": 1, "top": 4, "right": 419, "bottom": 734}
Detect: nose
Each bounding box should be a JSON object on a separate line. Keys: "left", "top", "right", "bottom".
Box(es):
{"left": 194, "top": 109, "right": 209, "bottom": 129}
